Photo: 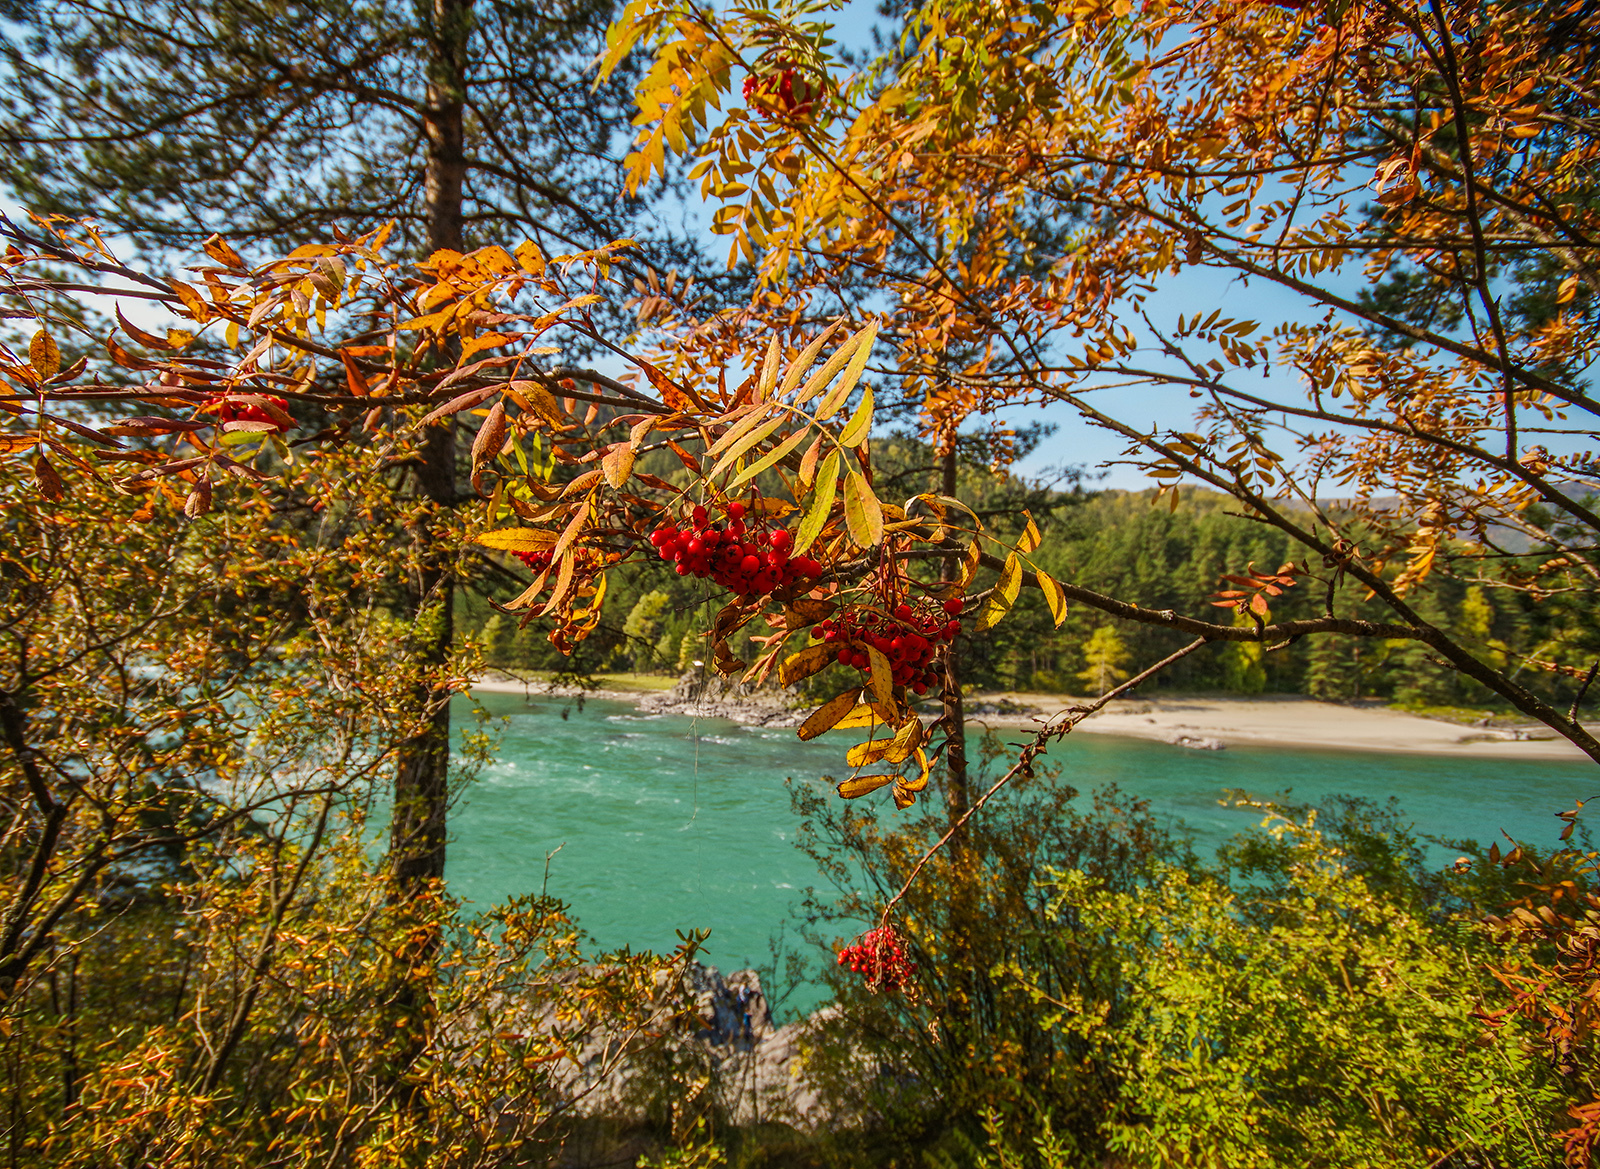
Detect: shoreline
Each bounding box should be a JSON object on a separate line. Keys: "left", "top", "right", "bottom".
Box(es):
{"left": 470, "top": 678, "right": 1592, "bottom": 763}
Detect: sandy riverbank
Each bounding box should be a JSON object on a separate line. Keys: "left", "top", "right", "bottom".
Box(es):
{"left": 470, "top": 676, "right": 1592, "bottom": 762}
{"left": 964, "top": 692, "right": 1591, "bottom": 762}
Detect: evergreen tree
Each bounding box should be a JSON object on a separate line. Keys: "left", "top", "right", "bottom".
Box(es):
{"left": 0, "top": 0, "right": 714, "bottom": 909}
{"left": 0, "top": 0, "right": 677, "bottom": 262}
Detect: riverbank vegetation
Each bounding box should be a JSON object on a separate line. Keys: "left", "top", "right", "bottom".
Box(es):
{"left": 463, "top": 468, "right": 1594, "bottom": 714}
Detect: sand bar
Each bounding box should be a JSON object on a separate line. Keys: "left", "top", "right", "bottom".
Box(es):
{"left": 966, "top": 692, "right": 1592, "bottom": 762}
{"left": 471, "top": 677, "right": 1593, "bottom": 763}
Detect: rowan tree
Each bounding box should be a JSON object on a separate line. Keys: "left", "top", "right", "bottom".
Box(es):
{"left": 596, "top": 0, "right": 1600, "bottom": 761}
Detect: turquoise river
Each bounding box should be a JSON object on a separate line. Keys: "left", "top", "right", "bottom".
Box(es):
{"left": 447, "top": 691, "right": 1594, "bottom": 1010}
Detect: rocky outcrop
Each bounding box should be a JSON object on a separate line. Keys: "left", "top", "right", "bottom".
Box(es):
{"left": 636, "top": 672, "right": 807, "bottom": 728}
{"left": 553, "top": 963, "right": 841, "bottom": 1132}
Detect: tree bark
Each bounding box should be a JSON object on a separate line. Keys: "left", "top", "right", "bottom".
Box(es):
{"left": 390, "top": 0, "right": 469, "bottom": 897}
{"left": 385, "top": 0, "right": 470, "bottom": 1132}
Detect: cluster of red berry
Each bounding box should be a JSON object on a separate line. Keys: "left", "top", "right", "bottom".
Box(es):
{"left": 648, "top": 501, "right": 822, "bottom": 599}
{"left": 837, "top": 925, "right": 916, "bottom": 993}
{"left": 512, "top": 549, "right": 555, "bottom": 572}
{"left": 204, "top": 395, "right": 291, "bottom": 432}
{"left": 742, "top": 68, "right": 818, "bottom": 119}
{"left": 812, "top": 597, "right": 964, "bottom": 695}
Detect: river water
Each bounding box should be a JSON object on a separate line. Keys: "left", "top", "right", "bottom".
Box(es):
{"left": 447, "top": 691, "right": 1594, "bottom": 1004}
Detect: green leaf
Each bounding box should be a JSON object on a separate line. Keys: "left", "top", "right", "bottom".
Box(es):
{"left": 812, "top": 322, "right": 878, "bottom": 421}
{"left": 728, "top": 425, "right": 809, "bottom": 488}
{"left": 794, "top": 451, "right": 840, "bottom": 554}
{"left": 843, "top": 470, "right": 884, "bottom": 548}
{"left": 838, "top": 385, "right": 873, "bottom": 448}
{"left": 780, "top": 324, "right": 841, "bottom": 400}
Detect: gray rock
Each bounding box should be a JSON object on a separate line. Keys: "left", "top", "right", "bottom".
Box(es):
{"left": 637, "top": 673, "right": 806, "bottom": 728}
{"left": 1168, "top": 732, "right": 1226, "bottom": 750}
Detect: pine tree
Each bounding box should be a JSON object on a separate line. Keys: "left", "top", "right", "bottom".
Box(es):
{"left": 0, "top": 0, "right": 670, "bottom": 261}
{"left": 0, "top": 0, "right": 711, "bottom": 906}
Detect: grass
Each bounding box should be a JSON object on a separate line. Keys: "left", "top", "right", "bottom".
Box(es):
{"left": 475, "top": 669, "right": 680, "bottom": 693}
{"left": 1387, "top": 700, "right": 1529, "bottom": 725}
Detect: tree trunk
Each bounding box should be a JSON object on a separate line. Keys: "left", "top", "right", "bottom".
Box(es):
{"left": 385, "top": 0, "right": 470, "bottom": 1132}
{"left": 390, "top": 0, "right": 469, "bottom": 897}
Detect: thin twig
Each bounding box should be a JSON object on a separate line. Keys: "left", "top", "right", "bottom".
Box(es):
{"left": 1571, "top": 662, "right": 1599, "bottom": 725}
{"left": 880, "top": 637, "right": 1211, "bottom": 922}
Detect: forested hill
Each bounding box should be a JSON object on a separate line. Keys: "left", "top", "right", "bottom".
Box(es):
{"left": 463, "top": 468, "right": 1598, "bottom": 710}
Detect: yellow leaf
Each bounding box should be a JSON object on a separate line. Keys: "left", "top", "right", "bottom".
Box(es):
{"left": 811, "top": 322, "right": 879, "bottom": 420}
{"left": 29, "top": 330, "right": 60, "bottom": 380}
{"left": 602, "top": 443, "right": 635, "bottom": 488}
{"left": 976, "top": 553, "right": 1022, "bottom": 631}
{"left": 779, "top": 324, "right": 842, "bottom": 401}
{"left": 900, "top": 748, "right": 931, "bottom": 792}
{"left": 539, "top": 551, "right": 577, "bottom": 616}
{"left": 867, "top": 646, "right": 893, "bottom": 705}
{"left": 1018, "top": 512, "right": 1041, "bottom": 554}
{"left": 843, "top": 470, "right": 884, "bottom": 548}
{"left": 847, "top": 736, "right": 895, "bottom": 768}
{"left": 799, "top": 688, "right": 861, "bottom": 741}
{"left": 798, "top": 434, "right": 824, "bottom": 489}
{"left": 832, "top": 703, "right": 884, "bottom": 730}
{"left": 1037, "top": 569, "right": 1067, "bottom": 627}
{"left": 728, "top": 425, "right": 808, "bottom": 488}
{"left": 756, "top": 335, "right": 781, "bottom": 401}
{"left": 838, "top": 385, "right": 873, "bottom": 448}
{"left": 202, "top": 234, "right": 247, "bottom": 270}
{"left": 706, "top": 412, "right": 786, "bottom": 479}
{"left": 837, "top": 773, "right": 894, "bottom": 800}
{"left": 476, "top": 528, "right": 559, "bottom": 552}
{"left": 508, "top": 380, "right": 565, "bottom": 426}
{"left": 1557, "top": 275, "right": 1580, "bottom": 305}
{"left": 794, "top": 451, "right": 839, "bottom": 554}
{"left": 961, "top": 539, "right": 983, "bottom": 586}
{"left": 514, "top": 240, "right": 546, "bottom": 275}
{"left": 884, "top": 717, "right": 924, "bottom": 764}
{"left": 780, "top": 643, "right": 835, "bottom": 686}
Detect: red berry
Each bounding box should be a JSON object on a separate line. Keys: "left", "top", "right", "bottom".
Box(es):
{"left": 728, "top": 502, "right": 745, "bottom": 520}
{"left": 943, "top": 597, "right": 964, "bottom": 617}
